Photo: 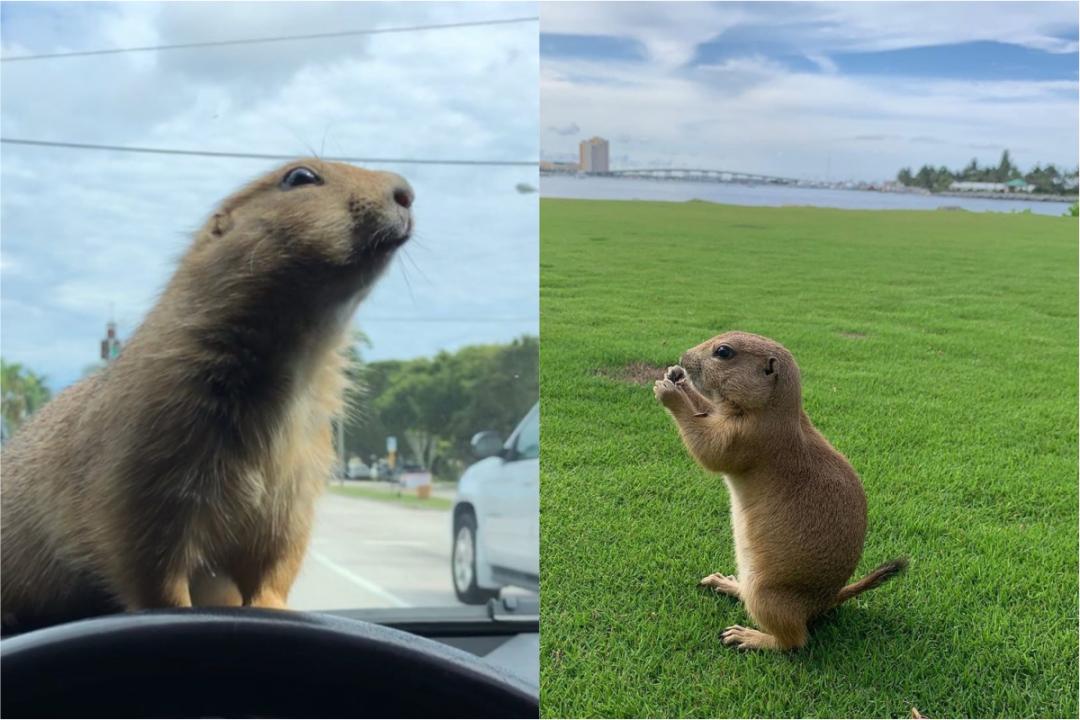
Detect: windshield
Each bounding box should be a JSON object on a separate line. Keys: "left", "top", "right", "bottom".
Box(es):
{"left": 0, "top": 1, "right": 539, "bottom": 616}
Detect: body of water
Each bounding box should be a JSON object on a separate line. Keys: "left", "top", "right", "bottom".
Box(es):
{"left": 541, "top": 175, "right": 1073, "bottom": 217}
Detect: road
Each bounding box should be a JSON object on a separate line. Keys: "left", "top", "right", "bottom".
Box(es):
{"left": 290, "top": 491, "right": 539, "bottom": 689}
{"left": 290, "top": 492, "right": 458, "bottom": 610}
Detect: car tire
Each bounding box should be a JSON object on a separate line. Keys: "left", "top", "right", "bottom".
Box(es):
{"left": 452, "top": 512, "right": 498, "bottom": 605}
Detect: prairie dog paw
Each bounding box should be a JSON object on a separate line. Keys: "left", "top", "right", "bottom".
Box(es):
{"left": 699, "top": 573, "right": 740, "bottom": 598}
{"left": 720, "top": 625, "right": 760, "bottom": 650}
{"left": 653, "top": 378, "right": 685, "bottom": 409}
{"left": 653, "top": 377, "right": 677, "bottom": 400}
{"left": 665, "top": 365, "right": 687, "bottom": 384}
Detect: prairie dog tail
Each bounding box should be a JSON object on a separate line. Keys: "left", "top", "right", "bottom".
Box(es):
{"left": 835, "top": 557, "right": 909, "bottom": 606}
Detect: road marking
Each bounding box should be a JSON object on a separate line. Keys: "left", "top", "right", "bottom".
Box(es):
{"left": 307, "top": 549, "right": 411, "bottom": 608}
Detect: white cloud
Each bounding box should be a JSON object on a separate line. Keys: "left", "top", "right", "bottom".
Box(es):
{"left": 541, "top": 1, "right": 747, "bottom": 69}
{"left": 812, "top": 2, "right": 1079, "bottom": 54}
{"left": 540, "top": 1, "right": 1078, "bottom": 57}
{"left": 805, "top": 52, "right": 838, "bottom": 74}
{"left": 540, "top": 3, "right": 1078, "bottom": 180}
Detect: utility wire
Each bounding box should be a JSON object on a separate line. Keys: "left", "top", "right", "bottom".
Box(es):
{"left": 0, "top": 138, "right": 538, "bottom": 168}
{"left": 0, "top": 16, "right": 539, "bottom": 62}
{"left": 359, "top": 317, "right": 538, "bottom": 323}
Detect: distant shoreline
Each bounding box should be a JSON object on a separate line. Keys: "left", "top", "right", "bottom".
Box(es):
{"left": 923, "top": 190, "right": 1076, "bottom": 203}
{"left": 540, "top": 175, "right": 1072, "bottom": 216}
{"left": 540, "top": 172, "right": 1077, "bottom": 204}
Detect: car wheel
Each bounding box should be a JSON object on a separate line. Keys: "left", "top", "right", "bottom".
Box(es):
{"left": 452, "top": 512, "right": 498, "bottom": 605}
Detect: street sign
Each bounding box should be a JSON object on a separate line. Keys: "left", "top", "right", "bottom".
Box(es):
{"left": 386, "top": 436, "right": 397, "bottom": 452}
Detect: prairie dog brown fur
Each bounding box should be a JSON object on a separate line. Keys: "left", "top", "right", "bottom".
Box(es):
{"left": 1, "top": 159, "right": 414, "bottom": 630}
{"left": 653, "top": 331, "right": 906, "bottom": 651}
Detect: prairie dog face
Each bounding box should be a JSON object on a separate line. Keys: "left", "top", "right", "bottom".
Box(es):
{"left": 680, "top": 331, "right": 801, "bottom": 412}
{"left": 197, "top": 158, "right": 414, "bottom": 285}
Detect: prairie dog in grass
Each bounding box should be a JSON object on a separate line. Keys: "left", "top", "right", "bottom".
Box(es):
{"left": 653, "top": 331, "right": 907, "bottom": 651}
{"left": 1, "top": 160, "right": 414, "bottom": 630}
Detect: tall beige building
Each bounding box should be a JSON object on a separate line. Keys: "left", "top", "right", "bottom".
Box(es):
{"left": 578, "top": 137, "right": 610, "bottom": 173}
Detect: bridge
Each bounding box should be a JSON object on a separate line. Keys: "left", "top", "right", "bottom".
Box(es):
{"left": 539, "top": 164, "right": 838, "bottom": 188}
{"left": 604, "top": 167, "right": 821, "bottom": 186}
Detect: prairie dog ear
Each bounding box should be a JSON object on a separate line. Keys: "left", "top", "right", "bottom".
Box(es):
{"left": 764, "top": 357, "right": 777, "bottom": 376}
{"left": 210, "top": 211, "right": 233, "bottom": 238}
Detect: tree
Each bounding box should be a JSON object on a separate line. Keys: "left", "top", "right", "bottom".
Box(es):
{"left": 996, "top": 150, "right": 1015, "bottom": 182}
{"left": 895, "top": 151, "right": 1078, "bottom": 197}
{"left": 915, "top": 165, "right": 934, "bottom": 189}
{"left": 934, "top": 165, "right": 954, "bottom": 191}
{"left": 1, "top": 359, "right": 52, "bottom": 436}
{"left": 404, "top": 428, "right": 439, "bottom": 470}
{"left": 341, "top": 329, "right": 371, "bottom": 409}
{"left": 342, "top": 336, "right": 538, "bottom": 481}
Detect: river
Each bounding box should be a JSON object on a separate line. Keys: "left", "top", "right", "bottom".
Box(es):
{"left": 540, "top": 175, "right": 1073, "bottom": 217}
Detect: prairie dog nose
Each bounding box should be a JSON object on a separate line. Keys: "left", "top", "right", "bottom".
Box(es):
{"left": 380, "top": 172, "right": 414, "bottom": 209}
{"left": 393, "top": 186, "right": 413, "bottom": 209}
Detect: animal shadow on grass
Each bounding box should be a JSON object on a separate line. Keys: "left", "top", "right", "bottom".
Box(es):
{"left": 702, "top": 586, "right": 914, "bottom": 670}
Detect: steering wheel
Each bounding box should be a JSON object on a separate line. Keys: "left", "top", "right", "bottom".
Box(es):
{"left": 0, "top": 608, "right": 539, "bottom": 718}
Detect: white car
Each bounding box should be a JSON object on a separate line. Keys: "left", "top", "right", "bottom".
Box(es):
{"left": 451, "top": 402, "right": 539, "bottom": 604}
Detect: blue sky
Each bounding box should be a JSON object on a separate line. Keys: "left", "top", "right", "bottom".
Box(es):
{"left": 1, "top": 1, "right": 539, "bottom": 392}
{"left": 541, "top": 2, "right": 1078, "bottom": 178}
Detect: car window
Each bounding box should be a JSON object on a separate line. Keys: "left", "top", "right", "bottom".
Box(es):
{"left": 0, "top": 4, "right": 539, "bottom": 620}
{"left": 512, "top": 406, "right": 540, "bottom": 460}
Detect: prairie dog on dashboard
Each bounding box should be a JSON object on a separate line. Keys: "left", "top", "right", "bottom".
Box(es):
{"left": 1, "top": 159, "right": 414, "bottom": 630}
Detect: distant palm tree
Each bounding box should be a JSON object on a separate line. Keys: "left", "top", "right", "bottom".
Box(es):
{"left": 1, "top": 358, "right": 52, "bottom": 435}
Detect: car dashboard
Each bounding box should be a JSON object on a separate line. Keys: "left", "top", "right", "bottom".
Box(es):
{"left": 0, "top": 596, "right": 540, "bottom": 718}
{"left": 323, "top": 595, "right": 540, "bottom": 688}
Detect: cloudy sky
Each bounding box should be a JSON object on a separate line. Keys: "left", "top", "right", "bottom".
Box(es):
{"left": 541, "top": 2, "right": 1078, "bottom": 180}
{"left": 1, "top": 1, "right": 538, "bottom": 392}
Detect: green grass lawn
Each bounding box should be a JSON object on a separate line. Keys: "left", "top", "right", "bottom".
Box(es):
{"left": 326, "top": 483, "right": 452, "bottom": 511}
{"left": 539, "top": 199, "right": 1078, "bottom": 719}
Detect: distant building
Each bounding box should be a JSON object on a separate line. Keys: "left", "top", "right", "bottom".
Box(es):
{"left": 578, "top": 137, "right": 610, "bottom": 173}
{"left": 1005, "top": 179, "right": 1034, "bottom": 193}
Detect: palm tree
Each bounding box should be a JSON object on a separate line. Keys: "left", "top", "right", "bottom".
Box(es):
{"left": 1, "top": 358, "right": 52, "bottom": 435}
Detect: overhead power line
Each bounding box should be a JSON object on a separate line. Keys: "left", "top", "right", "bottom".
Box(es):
{"left": 0, "top": 16, "right": 539, "bottom": 62}
{"left": 360, "top": 317, "right": 538, "bottom": 323}
{"left": 0, "top": 138, "right": 538, "bottom": 168}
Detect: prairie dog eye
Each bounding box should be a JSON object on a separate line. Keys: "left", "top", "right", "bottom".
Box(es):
{"left": 713, "top": 344, "right": 735, "bottom": 359}
{"left": 280, "top": 167, "right": 322, "bottom": 190}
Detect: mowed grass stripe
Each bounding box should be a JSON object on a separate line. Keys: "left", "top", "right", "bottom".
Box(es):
{"left": 539, "top": 199, "right": 1078, "bottom": 718}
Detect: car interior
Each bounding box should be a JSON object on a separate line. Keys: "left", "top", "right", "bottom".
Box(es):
{"left": 0, "top": 595, "right": 539, "bottom": 718}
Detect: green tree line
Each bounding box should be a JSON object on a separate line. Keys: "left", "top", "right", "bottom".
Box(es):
{"left": 1, "top": 337, "right": 539, "bottom": 480}
{"left": 344, "top": 335, "right": 539, "bottom": 482}
{"left": 896, "top": 150, "right": 1079, "bottom": 195}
